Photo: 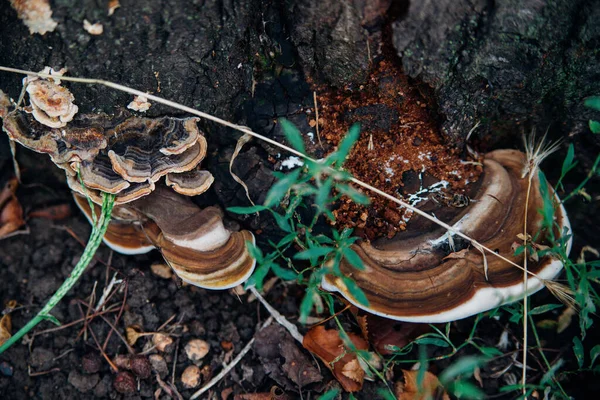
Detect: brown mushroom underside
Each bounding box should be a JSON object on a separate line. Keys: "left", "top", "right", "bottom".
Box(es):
{"left": 73, "top": 186, "right": 256, "bottom": 290}
{"left": 324, "top": 150, "right": 570, "bottom": 321}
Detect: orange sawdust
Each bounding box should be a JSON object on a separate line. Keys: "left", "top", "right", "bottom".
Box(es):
{"left": 312, "top": 60, "right": 482, "bottom": 240}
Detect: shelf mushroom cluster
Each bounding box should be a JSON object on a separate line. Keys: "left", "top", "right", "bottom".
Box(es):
{"left": 2, "top": 106, "right": 256, "bottom": 290}
{"left": 323, "top": 149, "right": 572, "bottom": 322}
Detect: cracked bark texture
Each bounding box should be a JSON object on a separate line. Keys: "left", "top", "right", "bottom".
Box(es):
{"left": 392, "top": 0, "right": 600, "bottom": 154}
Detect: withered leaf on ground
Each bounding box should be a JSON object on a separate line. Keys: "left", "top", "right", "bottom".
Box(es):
{"left": 0, "top": 178, "right": 25, "bottom": 240}
{"left": 302, "top": 325, "right": 368, "bottom": 392}
{"left": 395, "top": 370, "right": 449, "bottom": 400}
{"left": 0, "top": 313, "right": 11, "bottom": 346}
{"left": 28, "top": 203, "right": 71, "bottom": 220}
{"left": 352, "top": 309, "right": 431, "bottom": 355}
{"left": 254, "top": 324, "right": 322, "bottom": 391}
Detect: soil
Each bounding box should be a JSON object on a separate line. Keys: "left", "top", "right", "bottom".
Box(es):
{"left": 0, "top": 1, "right": 599, "bottom": 400}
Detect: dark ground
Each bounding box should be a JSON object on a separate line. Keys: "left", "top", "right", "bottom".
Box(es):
{"left": 0, "top": 0, "right": 599, "bottom": 399}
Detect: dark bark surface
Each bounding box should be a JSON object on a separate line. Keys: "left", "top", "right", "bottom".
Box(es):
{"left": 0, "top": 0, "right": 598, "bottom": 399}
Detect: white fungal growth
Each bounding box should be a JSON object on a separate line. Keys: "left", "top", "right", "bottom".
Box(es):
{"left": 127, "top": 95, "right": 152, "bottom": 112}
{"left": 10, "top": 0, "right": 58, "bottom": 35}
{"left": 26, "top": 78, "right": 78, "bottom": 128}
{"left": 280, "top": 156, "right": 304, "bottom": 170}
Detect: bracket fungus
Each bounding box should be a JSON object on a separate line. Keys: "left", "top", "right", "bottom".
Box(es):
{"left": 322, "top": 150, "right": 572, "bottom": 323}
{"left": 2, "top": 103, "right": 255, "bottom": 289}
{"left": 73, "top": 186, "right": 256, "bottom": 289}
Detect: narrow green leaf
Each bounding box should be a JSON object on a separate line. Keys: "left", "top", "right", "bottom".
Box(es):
{"left": 294, "top": 246, "right": 333, "bottom": 260}
{"left": 573, "top": 337, "right": 585, "bottom": 368}
{"left": 341, "top": 276, "right": 369, "bottom": 307}
{"left": 271, "top": 263, "right": 298, "bottom": 281}
{"left": 584, "top": 96, "right": 600, "bottom": 111}
{"left": 246, "top": 241, "right": 264, "bottom": 263}
{"left": 270, "top": 210, "right": 293, "bottom": 233}
{"left": 277, "top": 232, "right": 298, "bottom": 247}
{"left": 330, "top": 123, "right": 361, "bottom": 165}
{"left": 561, "top": 143, "right": 577, "bottom": 178}
{"left": 590, "top": 345, "right": 600, "bottom": 367}
{"left": 415, "top": 337, "right": 450, "bottom": 347}
{"left": 279, "top": 118, "right": 306, "bottom": 154}
{"left": 449, "top": 380, "right": 486, "bottom": 399}
{"left": 478, "top": 346, "right": 503, "bottom": 357}
{"left": 529, "top": 303, "right": 562, "bottom": 315}
{"left": 264, "top": 169, "right": 301, "bottom": 207}
{"left": 227, "top": 205, "right": 268, "bottom": 214}
{"left": 439, "top": 356, "right": 486, "bottom": 384}
{"left": 337, "top": 184, "right": 371, "bottom": 205}
{"left": 541, "top": 358, "right": 564, "bottom": 384}
{"left": 299, "top": 288, "right": 316, "bottom": 323}
{"left": 41, "top": 314, "right": 61, "bottom": 326}
{"left": 317, "top": 388, "right": 340, "bottom": 400}
{"left": 342, "top": 247, "right": 365, "bottom": 270}
{"left": 590, "top": 120, "right": 600, "bottom": 134}
{"left": 245, "top": 262, "right": 272, "bottom": 291}
{"left": 376, "top": 388, "right": 396, "bottom": 400}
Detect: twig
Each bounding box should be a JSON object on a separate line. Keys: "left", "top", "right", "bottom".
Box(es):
{"left": 102, "top": 279, "right": 128, "bottom": 353}
{"left": 96, "top": 272, "right": 123, "bottom": 311}
{"left": 248, "top": 286, "right": 303, "bottom": 343}
{"left": 313, "top": 91, "right": 323, "bottom": 149}
{"left": 189, "top": 316, "right": 274, "bottom": 400}
{"left": 171, "top": 338, "right": 179, "bottom": 387}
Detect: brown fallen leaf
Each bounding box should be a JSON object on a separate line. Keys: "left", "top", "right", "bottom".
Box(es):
{"left": 352, "top": 308, "right": 430, "bottom": 355}
{"left": 303, "top": 325, "right": 368, "bottom": 392}
{"left": 28, "top": 203, "right": 71, "bottom": 220}
{"left": 341, "top": 359, "right": 364, "bottom": 383}
{"left": 0, "top": 178, "right": 25, "bottom": 239}
{"left": 395, "top": 369, "right": 449, "bottom": 400}
{"left": 0, "top": 314, "right": 11, "bottom": 346}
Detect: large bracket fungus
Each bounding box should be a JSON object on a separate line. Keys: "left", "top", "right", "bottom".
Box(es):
{"left": 2, "top": 100, "right": 256, "bottom": 290}
{"left": 322, "top": 150, "right": 572, "bottom": 323}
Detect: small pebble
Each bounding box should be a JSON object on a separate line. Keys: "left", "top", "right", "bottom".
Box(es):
{"left": 0, "top": 361, "right": 13, "bottom": 376}
{"left": 150, "top": 263, "right": 173, "bottom": 279}
{"left": 149, "top": 354, "right": 169, "bottom": 378}
{"left": 68, "top": 370, "right": 100, "bottom": 393}
{"left": 82, "top": 352, "right": 102, "bottom": 374}
{"left": 181, "top": 365, "right": 201, "bottom": 389}
{"left": 185, "top": 339, "right": 210, "bottom": 363}
{"left": 153, "top": 333, "right": 174, "bottom": 352}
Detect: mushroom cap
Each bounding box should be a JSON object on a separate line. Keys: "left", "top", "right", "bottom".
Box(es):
{"left": 165, "top": 169, "right": 214, "bottom": 196}
{"left": 322, "top": 150, "right": 572, "bottom": 323}
{"left": 3, "top": 110, "right": 212, "bottom": 204}
{"left": 26, "top": 80, "right": 78, "bottom": 128}
{"left": 72, "top": 186, "right": 256, "bottom": 290}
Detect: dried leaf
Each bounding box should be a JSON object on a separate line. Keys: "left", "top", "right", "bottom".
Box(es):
{"left": 443, "top": 249, "right": 469, "bottom": 260}
{"left": 303, "top": 325, "right": 368, "bottom": 392}
{"left": 28, "top": 204, "right": 71, "bottom": 220}
{"left": 108, "top": 0, "right": 120, "bottom": 16}
{"left": 0, "top": 313, "right": 12, "bottom": 346}
{"left": 230, "top": 133, "right": 256, "bottom": 207}
{"left": 396, "top": 370, "right": 449, "bottom": 400}
{"left": 0, "top": 178, "right": 25, "bottom": 240}
{"left": 557, "top": 307, "right": 576, "bottom": 333}
{"left": 341, "top": 359, "right": 364, "bottom": 383}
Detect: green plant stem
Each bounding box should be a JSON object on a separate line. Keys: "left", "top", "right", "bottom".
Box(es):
{"left": 562, "top": 153, "right": 600, "bottom": 202}
{"left": 0, "top": 193, "right": 115, "bottom": 355}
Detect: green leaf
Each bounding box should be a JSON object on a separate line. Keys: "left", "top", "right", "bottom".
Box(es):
{"left": 573, "top": 337, "right": 585, "bottom": 368}
{"left": 329, "top": 123, "right": 361, "bottom": 165}
{"left": 264, "top": 169, "right": 301, "bottom": 207}
{"left": 246, "top": 241, "right": 264, "bottom": 263}
{"left": 590, "top": 345, "right": 600, "bottom": 367}
{"left": 541, "top": 358, "right": 564, "bottom": 384}
{"left": 342, "top": 247, "right": 365, "bottom": 270}
{"left": 584, "top": 96, "right": 600, "bottom": 111}
{"left": 589, "top": 120, "right": 600, "bottom": 134}
{"left": 341, "top": 276, "right": 370, "bottom": 307}
{"left": 227, "top": 205, "right": 268, "bottom": 214}
{"left": 449, "top": 380, "right": 486, "bottom": 399}
{"left": 529, "top": 303, "right": 562, "bottom": 315}
{"left": 337, "top": 184, "right": 371, "bottom": 205}
{"left": 245, "top": 262, "right": 271, "bottom": 291}
{"left": 317, "top": 388, "right": 340, "bottom": 400}
{"left": 415, "top": 337, "right": 450, "bottom": 347}
{"left": 561, "top": 143, "right": 577, "bottom": 178}
{"left": 315, "top": 176, "right": 333, "bottom": 211}
{"left": 41, "top": 314, "right": 61, "bottom": 326}
{"left": 439, "top": 356, "right": 486, "bottom": 384}
{"left": 376, "top": 388, "right": 396, "bottom": 400}
{"left": 271, "top": 263, "right": 298, "bottom": 281}
{"left": 279, "top": 118, "right": 306, "bottom": 154}
{"left": 270, "top": 210, "right": 293, "bottom": 233}
{"left": 478, "top": 346, "right": 503, "bottom": 357}
{"left": 294, "top": 246, "right": 333, "bottom": 260}
{"left": 299, "top": 288, "right": 316, "bottom": 323}
{"left": 277, "top": 232, "right": 298, "bottom": 247}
